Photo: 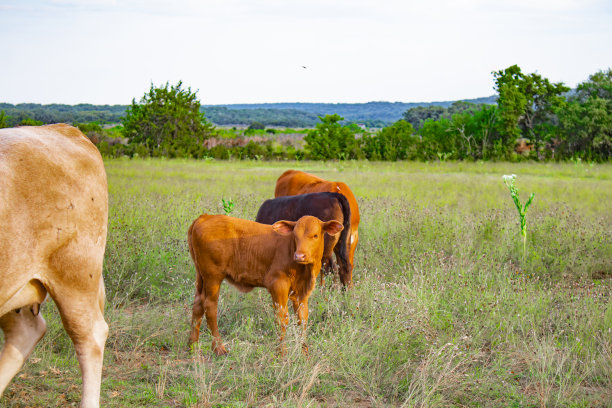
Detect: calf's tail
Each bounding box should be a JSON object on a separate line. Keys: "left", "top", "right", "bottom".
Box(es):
{"left": 188, "top": 215, "right": 207, "bottom": 294}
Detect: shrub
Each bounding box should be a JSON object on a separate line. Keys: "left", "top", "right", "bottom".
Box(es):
{"left": 304, "top": 114, "right": 358, "bottom": 160}
{"left": 123, "top": 81, "right": 213, "bottom": 156}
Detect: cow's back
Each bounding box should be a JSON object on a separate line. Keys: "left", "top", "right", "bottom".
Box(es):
{"left": 188, "top": 214, "right": 284, "bottom": 288}
{"left": 274, "top": 170, "right": 326, "bottom": 197}
{"left": 0, "top": 124, "right": 108, "bottom": 307}
{"left": 274, "top": 170, "right": 360, "bottom": 229}
{"left": 256, "top": 192, "right": 343, "bottom": 225}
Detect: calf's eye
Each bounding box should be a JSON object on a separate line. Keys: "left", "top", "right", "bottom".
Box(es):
{"left": 314, "top": 234, "right": 318, "bottom": 238}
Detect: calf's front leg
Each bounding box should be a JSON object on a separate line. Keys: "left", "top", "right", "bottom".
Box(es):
{"left": 291, "top": 297, "right": 310, "bottom": 355}
{"left": 268, "top": 280, "right": 290, "bottom": 356}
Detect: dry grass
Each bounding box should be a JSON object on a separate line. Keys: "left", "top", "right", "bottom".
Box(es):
{"left": 1, "top": 159, "right": 611, "bottom": 407}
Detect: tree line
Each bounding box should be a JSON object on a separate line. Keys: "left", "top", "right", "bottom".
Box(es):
{"left": 207, "top": 98, "right": 497, "bottom": 127}
{"left": 1, "top": 65, "right": 610, "bottom": 161}
{"left": 392, "top": 66, "right": 611, "bottom": 161}
{"left": 0, "top": 98, "right": 497, "bottom": 129}
{"left": 0, "top": 103, "right": 126, "bottom": 126}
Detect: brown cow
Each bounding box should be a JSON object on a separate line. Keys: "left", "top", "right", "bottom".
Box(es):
{"left": 187, "top": 214, "right": 343, "bottom": 355}
{"left": 255, "top": 192, "right": 351, "bottom": 287}
{"left": 274, "top": 170, "right": 360, "bottom": 287}
{"left": 0, "top": 124, "right": 108, "bottom": 408}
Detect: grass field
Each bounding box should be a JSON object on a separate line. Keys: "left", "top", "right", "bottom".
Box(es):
{"left": 2, "top": 159, "right": 611, "bottom": 407}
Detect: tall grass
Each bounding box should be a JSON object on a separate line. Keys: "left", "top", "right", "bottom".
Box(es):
{"left": 2, "top": 159, "right": 610, "bottom": 407}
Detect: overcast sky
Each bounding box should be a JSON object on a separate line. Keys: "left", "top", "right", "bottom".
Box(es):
{"left": 1, "top": 0, "right": 610, "bottom": 105}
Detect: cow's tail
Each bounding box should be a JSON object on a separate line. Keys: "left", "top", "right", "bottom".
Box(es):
{"left": 332, "top": 193, "right": 351, "bottom": 272}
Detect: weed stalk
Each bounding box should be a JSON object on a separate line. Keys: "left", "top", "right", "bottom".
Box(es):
{"left": 222, "top": 197, "right": 235, "bottom": 216}
{"left": 503, "top": 174, "right": 535, "bottom": 263}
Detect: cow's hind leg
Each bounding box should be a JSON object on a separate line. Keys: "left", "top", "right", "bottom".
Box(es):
{"left": 322, "top": 231, "right": 342, "bottom": 287}
{"left": 52, "top": 276, "right": 108, "bottom": 408}
{"left": 320, "top": 256, "right": 335, "bottom": 286}
{"left": 0, "top": 306, "right": 47, "bottom": 396}
{"left": 334, "top": 244, "right": 352, "bottom": 288}
{"left": 190, "top": 274, "right": 226, "bottom": 356}
{"left": 188, "top": 271, "right": 205, "bottom": 347}
{"left": 343, "top": 229, "right": 358, "bottom": 287}
{"left": 203, "top": 280, "right": 225, "bottom": 355}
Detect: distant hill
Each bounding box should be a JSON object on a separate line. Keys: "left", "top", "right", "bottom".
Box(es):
{"left": 205, "top": 96, "right": 497, "bottom": 127}
{"left": 0, "top": 96, "right": 497, "bottom": 128}
{"left": 0, "top": 103, "right": 126, "bottom": 126}
{"left": 202, "top": 106, "right": 320, "bottom": 128}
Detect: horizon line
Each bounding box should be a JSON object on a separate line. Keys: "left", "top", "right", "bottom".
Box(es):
{"left": 1, "top": 95, "right": 498, "bottom": 107}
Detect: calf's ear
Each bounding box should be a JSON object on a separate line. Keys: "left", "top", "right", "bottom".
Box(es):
{"left": 323, "top": 220, "right": 343, "bottom": 236}
{"left": 272, "top": 220, "right": 297, "bottom": 235}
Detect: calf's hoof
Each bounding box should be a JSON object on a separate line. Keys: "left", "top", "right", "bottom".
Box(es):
{"left": 340, "top": 280, "right": 353, "bottom": 290}
{"left": 212, "top": 343, "right": 228, "bottom": 356}
{"left": 188, "top": 331, "right": 200, "bottom": 347}
{"left": 187, "top": 340, "right": 199, "bottom": 352}
{"left": 277, "top": 344, "right": 287, "bottom": 357}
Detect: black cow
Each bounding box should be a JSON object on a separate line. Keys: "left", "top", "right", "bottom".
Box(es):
{"left": 256, "top": 192, "right": 352, "bottom": 286}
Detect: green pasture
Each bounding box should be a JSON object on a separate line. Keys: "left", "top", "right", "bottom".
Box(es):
{"left": 2, "top": 159, "right": 611, "bottom": 407}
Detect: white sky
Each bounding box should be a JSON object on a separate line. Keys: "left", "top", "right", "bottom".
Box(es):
{"left": 0, "top": 0, "right": 610, "bottom": 105}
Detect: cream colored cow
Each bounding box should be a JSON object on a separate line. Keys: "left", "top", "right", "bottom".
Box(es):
{"left": 0, "top": 124, "right": 108, "bottom": 408}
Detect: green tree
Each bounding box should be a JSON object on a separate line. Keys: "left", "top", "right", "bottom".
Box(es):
{"left": 74, "top": 122, "right": 104, "bottom": 144}
{"left": 361, "top": 120, "right": 417, "bottom": 160}
{"left": 247, "top": 121, "right": 265, "bottom": 130}
{"left": 419, "top": 117, "right": 454, "bottom": 160}
{"left": 446, "top": 112, "right": 475, "bottom": 159}
{"left": 19, "top": 118, "right": 44, "bottom": 126}
{"left": 410, "top": 105, "right": 501, "bottom": 161}
{"left": 444, "top": 105, "right": 502, "bottom": 160}
{"left": 304, "top": 114, "right": 357, "bottom": 160}
{"left": 468, "top": 105, "right": 499, "bottom": 159}
{"left": 493, "top": 65, "right": 569, "bottom": 155}
{"left": 123, "top": 81, "right": 213, "bottom": 157}
{"left": 0, "top": 110, "right": 9, "bottom": 128}
{"left": 402, "top": 105, "right": 446, "bottom": 130}
{"left": 572, "top": 69, "right": 612, "bottom": 101}
{"left": 557, "top": 69, "right": 612, "bottom": 160}
{"left": 447, "top": 101, "right": 485, "bottom": 116}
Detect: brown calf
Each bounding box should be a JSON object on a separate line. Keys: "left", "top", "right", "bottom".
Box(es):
{"left": 187, "top": 214, "right": 343, "bottom": 355}
{"left": 274, "top": 170, "right": 360, "bottom": 287}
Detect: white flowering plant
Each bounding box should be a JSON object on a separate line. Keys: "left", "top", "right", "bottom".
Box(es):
{"left": 502, "top": 174, "right": 535, "bottom": 262}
